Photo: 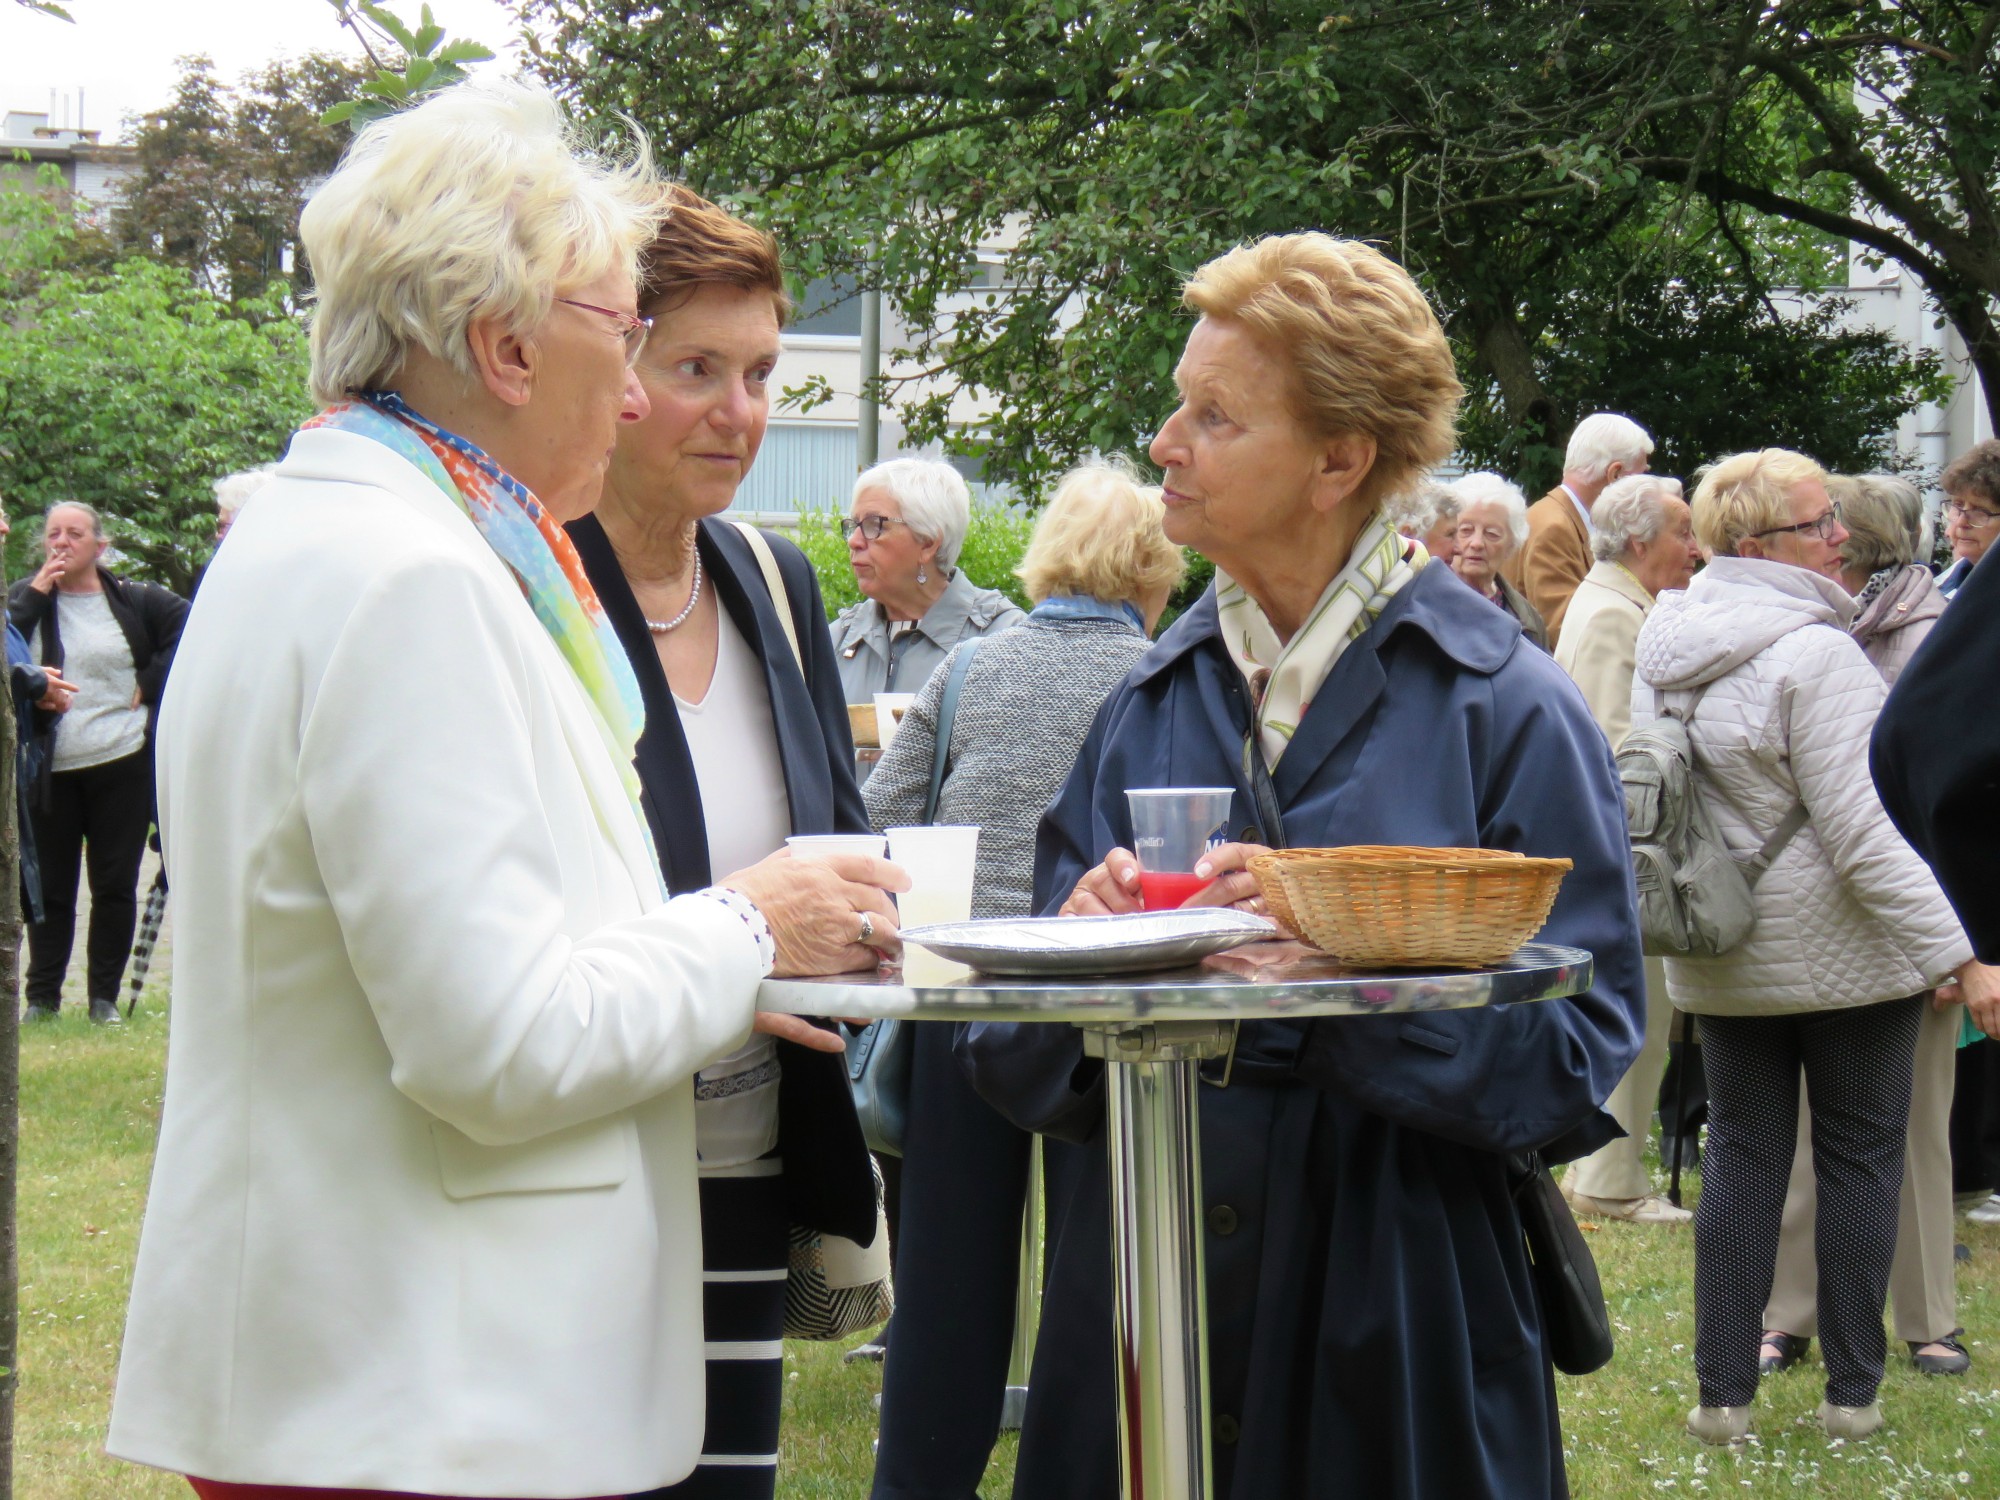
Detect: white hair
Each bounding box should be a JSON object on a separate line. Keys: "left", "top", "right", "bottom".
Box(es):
{"left": 299, "top": 78, "right": 664, "bottom": 405}
{"left": 213, "top": 464, "right": 280, "bottom": 519}
{"left": 853, "top": 458, "right": 974, "bottom": 567}
{"left": 1445, "top": 471, "right": 1529, "bottom": 550}
{"left": 1563, "top": 412, "right": 1654, "bottom": 485}
{"left": 1591, "top": 473, "right": 1680, "bottom": 561}
{"left": 1382, "top": 479, "right": 1459, "bottom": 539}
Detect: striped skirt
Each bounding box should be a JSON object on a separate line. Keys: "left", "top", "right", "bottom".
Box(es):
{"left": 633, "top": 1159, "right": 789, "bottom": 1499}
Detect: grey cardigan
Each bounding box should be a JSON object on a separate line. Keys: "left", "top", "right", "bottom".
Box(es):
{"left": 862, "top": 615, "right": 1151, "bottom": 918}
{"left": 830, "top": 569, "right": 1025, "bottom": 700}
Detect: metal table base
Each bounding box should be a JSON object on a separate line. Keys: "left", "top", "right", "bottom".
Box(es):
{"left": 763, "top": 943, "right": 1593, "bottom": 1500}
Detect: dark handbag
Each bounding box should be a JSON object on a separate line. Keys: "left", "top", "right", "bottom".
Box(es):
{"left": 783, "top": 1157, "right": 895, "bottom": 1340}
{"left": 1509, "top": 1151, "right": 1615, "bottom": 1375}
{"left": 848, "top": 640, "right": 983, "bottom": 1156}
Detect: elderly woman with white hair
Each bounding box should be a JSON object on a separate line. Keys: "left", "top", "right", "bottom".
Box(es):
{"left": 1385, "top": 477, "right": 1461, "bottom": 567}
{"left": 1630, "top": 449, "right": 1999, "bottom": 1444}
{"left": 829, "top": 457, "right": 1026, "bottom": 700}
{"left": 105, "top": 80, "right": 902, "bottom": 1500}
{"left": 862, "top": 460, "right": 1184, "bottom": 1497}
{"left": 1447, "top": 470, "right": 1549, "bottom": 649}
{"left": 1553, "top": 474, "right": 1699, "bottom": 1226}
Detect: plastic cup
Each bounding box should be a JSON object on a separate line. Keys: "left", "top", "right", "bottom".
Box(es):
{"left": 885, "top": 825, "right": 979, "bottom": 931}
{"left": 874, "top": 693, "right": 918, "bottom": 750}
{"left": 1125, "top": 788, "right": 1235, "bottom": 910}
{"left": 785, "top": 834, "right": 889, "bottom": 863}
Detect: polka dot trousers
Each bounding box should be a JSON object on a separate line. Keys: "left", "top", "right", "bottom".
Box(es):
{"left": 1693, "top": 996, "right": 1923, "bottom": 1409}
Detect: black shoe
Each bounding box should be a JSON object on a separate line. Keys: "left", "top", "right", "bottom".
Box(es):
{"left": 1957, "top": 1242, "right": 1972, "bottom": 1263}
{"left": 843, "top": 1340, "right": 887, "bottom": 1365}
{"left": 22, "top": 1004, "right": 58, "bottom": 1024}
{"left": 1910, "top": 1332, "right": 1971, "bottom": 1376}
{"left": 1760, "top": 1331, "right": 1810, "bottom": 1375}
{"left": 88, "top": 998, "right": 123, "bottom": 1026}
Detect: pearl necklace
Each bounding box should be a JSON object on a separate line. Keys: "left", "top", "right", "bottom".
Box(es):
{"left": 644, "top": 549, "right": 703, "bottom": 634}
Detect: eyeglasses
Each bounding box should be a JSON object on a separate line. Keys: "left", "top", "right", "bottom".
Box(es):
{"left": 839, "top": 515, "right": 911, "bottom": 542}
{"left": 1945, "top": 497, "right": 2000, "bottom": 529}
{"left": 1749, "top": 504, "right": 1842, "bottom": 544}
{"left": 556, "top": 298, "right": 653, "bottom": 366}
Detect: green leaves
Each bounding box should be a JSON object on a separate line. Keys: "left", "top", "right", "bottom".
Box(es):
{"left": 0, "top": 259, "right": 312, "bottom": 592}
{"left": 526, "top": 0, "right": 1975, "bottom": 497}
{"left": 321, "top": 1, "right": 497, "bottom": 129}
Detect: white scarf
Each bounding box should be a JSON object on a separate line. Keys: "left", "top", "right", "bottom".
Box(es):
{"left": 1216, "top": 512, "right": 1423, "bottom": 767}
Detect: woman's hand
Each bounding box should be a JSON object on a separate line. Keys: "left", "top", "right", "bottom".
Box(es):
{"left": 721, "top": 849, "right": 908, "bottom": 979}
{"left": 1062, "top": 848, "right": 1144, "bottom": 916}
{"left": 36, "top": 667, "right": 76, "bottom": 713}
{"left": 1938, "top": 959, "right": 2000, "bottom": 1040}
{"left": 1178, "top": 842, "right": 1276, "bottom": 919}
{"left": 1060, "top": 843, "right": 1279, "bottom": 922}
{"left": 752, "top": 1011, "right": 851, "bottom": 1054}
{"left": 27, "top": 554, "right": 65, "bottom": 596}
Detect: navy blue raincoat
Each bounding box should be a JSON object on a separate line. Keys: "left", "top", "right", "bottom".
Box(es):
{"left": 959, "top": 563, "right": 1646, "bottom": 1499}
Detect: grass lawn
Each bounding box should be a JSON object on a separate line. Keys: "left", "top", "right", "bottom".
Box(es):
{"left": 14, "top": 960, "right": 1998, "bottom": 1497}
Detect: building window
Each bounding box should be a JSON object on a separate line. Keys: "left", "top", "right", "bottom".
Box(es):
{"left": 735, "top": 423, "right": 858, "bottom": 513}
{"left": 790, "top": 276, "right": 863, "bottom": 338}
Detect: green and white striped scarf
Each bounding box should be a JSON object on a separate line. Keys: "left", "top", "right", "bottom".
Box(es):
{"left": 1216, "top": 512, "right": 1424, "bottom": 767}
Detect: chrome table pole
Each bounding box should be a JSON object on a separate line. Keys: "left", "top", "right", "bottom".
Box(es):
{"left": 1000, "top": 1134, "right": 1043, "bottom": 1430}
{"left": 756, "top": 944, "right": 1596, "bottom": 1500}
{"left": 1084, "top": 1020, "right": 1235, "bottom": 1500}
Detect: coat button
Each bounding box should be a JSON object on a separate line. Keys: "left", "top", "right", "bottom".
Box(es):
{"left": 1215, "top": 1413, "right": 1241, "bottom": 1445}
{"left": 1239, "top": 826, "right": 1262, "bottom": 844}
{"left": 1207, "top": 1204, "right": 1239, "bottom": 1235}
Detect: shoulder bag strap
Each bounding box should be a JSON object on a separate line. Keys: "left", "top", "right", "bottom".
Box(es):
{"left": 923, "top": 640, "right": 980, "bottom": 825}
{"left": 730, "top": 519, "right": 803, "bottom": 675}
{"left": 1742, "top": 802, "right": 1809, "bottom": 888}
{"left": 1670, "top": 678, "right": 1807, "bottom": 886}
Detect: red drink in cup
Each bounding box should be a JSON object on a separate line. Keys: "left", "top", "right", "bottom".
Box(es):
{"left": 1126, "top": 788, "right": 1235, "bottom": 912}
{"left": 1137, "top": 870, "right": 1214, "bottom": 910}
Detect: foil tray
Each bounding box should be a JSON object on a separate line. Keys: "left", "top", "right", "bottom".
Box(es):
{"left": 901, "top": 909, "right": 1280, "bottom": 976}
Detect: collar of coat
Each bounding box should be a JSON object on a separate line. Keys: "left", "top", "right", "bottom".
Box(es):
{"left": 1131, "top": 560, "right": 1522, "bottom": 694}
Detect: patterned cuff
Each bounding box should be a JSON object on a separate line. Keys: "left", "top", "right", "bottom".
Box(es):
{"left": 696, "top": 885, "right": 777, "bottom": 977}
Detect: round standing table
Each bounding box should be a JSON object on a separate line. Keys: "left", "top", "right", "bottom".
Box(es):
{"left": 762, "top": 941, "right": 1595, "bottom": 1500}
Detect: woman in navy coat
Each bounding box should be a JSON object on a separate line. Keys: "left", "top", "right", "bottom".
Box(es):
{"left": 960, "top": 233, "right": 1646, "bottom": 1499}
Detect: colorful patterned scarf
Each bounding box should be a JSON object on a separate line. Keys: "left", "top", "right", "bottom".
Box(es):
{"left": 1216, "top": 511, "right": 1424, "bottom": 767}
{"left": 304, "top": 393, "right": 650, "bottom": 817}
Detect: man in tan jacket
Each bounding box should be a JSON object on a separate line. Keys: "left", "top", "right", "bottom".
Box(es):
{"left": 1505, "top": 411, "right": 1654, "bottom": 646}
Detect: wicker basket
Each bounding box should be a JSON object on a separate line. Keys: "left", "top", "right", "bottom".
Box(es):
{"left": 1248, "top": 846, "right": 1569, "bottom": 968}
{"left": 848, "top": 704, "right": 880, "bottom": 748}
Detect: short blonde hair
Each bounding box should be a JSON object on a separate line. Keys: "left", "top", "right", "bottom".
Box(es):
{"left": 1691, "top": 449, "right": 1828, "bottom": 557}
{"left": 301, "top": 79, "right": 664, "bottom": 405}
{"left": 1182, "top": 234, "right": 1461, "bottom": 509}
{"left": 1014, "top": 460, "right": 1187, "bottom": 606}
{"left": 1830, "top": 473, "right": 1923, "bottom": 575}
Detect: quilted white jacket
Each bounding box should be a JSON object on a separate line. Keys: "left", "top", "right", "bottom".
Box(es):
{"left": 1630, "top": 556, "right": 1969, "bottom": 1016}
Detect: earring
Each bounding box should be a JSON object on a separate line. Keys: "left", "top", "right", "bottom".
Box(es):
{"left": 917, "top": 564, "right": 929, "bottom": 585}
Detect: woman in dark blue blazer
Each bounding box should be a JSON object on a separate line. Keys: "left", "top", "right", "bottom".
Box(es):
{"left": 567, "top": 187, "right": 882, "bottom": 1500}
{"left": 960, "top": 233, "right": 1646, "bottom": 1499}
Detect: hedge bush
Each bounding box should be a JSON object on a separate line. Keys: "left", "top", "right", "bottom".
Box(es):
{"left": 789, "top": 505, "right": 1213, "bottom": 626}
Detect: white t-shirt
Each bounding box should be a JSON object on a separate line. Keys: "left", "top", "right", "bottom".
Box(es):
{"left": 677, "top": 603, "right": 793, "bottom": 1173}
{"left": 46, "top": 591, "right": 148, "bottom": 773}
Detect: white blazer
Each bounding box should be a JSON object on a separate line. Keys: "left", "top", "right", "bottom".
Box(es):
{"left": 108, "top": 427, "right": 765, "bottom": 1497}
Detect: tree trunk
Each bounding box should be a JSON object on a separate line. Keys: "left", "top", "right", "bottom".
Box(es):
{"left": 0, "top": 556, "right": 20, "bottom": 1500}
